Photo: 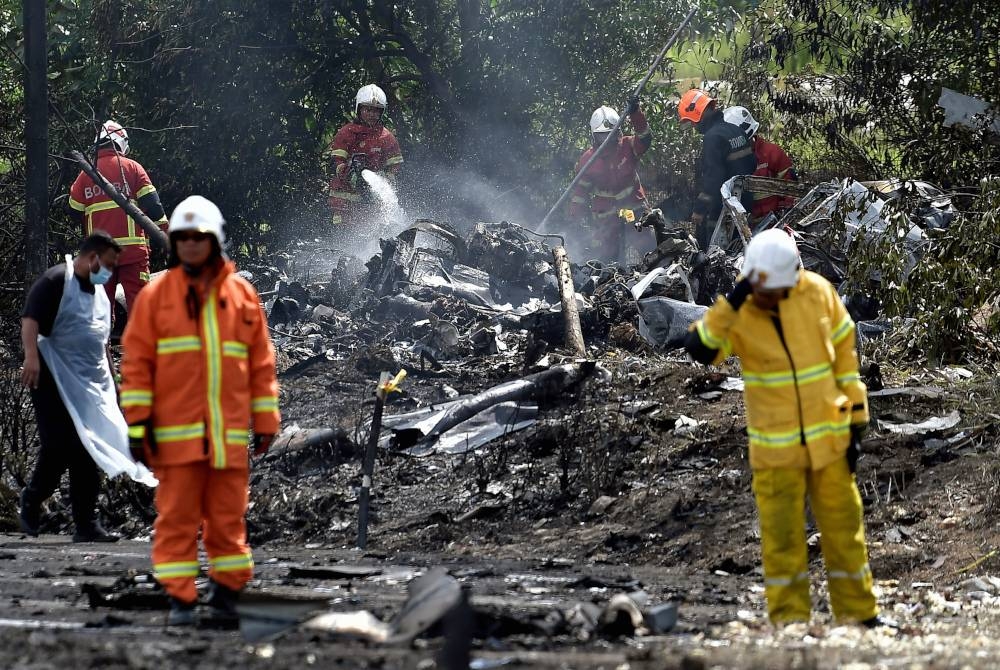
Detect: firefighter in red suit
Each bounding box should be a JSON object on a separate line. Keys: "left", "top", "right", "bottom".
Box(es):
{"left": 69, "top": 121, "right": 168, "bottom": 314}
{"left": 567, "top": 99, "right": 655, "bottom": 264}
{"left": 723, "top": 106, "right": 798, "bottom": 220}
{"left": 326, "top": 84, "right": 404, "bottom": 228}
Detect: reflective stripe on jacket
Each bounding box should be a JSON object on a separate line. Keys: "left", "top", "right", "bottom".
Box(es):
{"left": 325, "top": 120, "right": 403, "bottom": 216}
{"left": 692, "top": 270, "right": 868, "bottom": 470}
{"left": 568, "top": 109, "right": 651, "bottom": 221}
{"left": 120, "top": 261, "right": 281, "bottom": 469}
{"left": 69, "top": 149, "right": 167, "bottom": 264}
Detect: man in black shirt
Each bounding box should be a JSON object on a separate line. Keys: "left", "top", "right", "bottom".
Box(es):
{"left": 20, "top": 232, "right": 123, "bottom": 542}
{"left": 676, "top": 89, "right": 757, "bottom": 250}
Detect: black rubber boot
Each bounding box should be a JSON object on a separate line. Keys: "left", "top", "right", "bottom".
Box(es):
{"left": 167, "top": 598, "right": 197, "bottom": 627}
{"left": 204, "top": 580, "right": 240, "bottom": 629}
{"left": 72, "top": 523, "right": 120, "bottom": 543}
{"left": 861, "top": 615, "right": 899, "bottom": 630}
{"left": 18, "top": 505, "right": 40, "bottom": 538}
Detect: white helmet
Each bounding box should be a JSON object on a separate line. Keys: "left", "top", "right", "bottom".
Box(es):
{"left": 169, "top": 195, "right": 226, "bottom": 248}
{"left": 742, "top": 228, "right": 801, "bottom": 289}
{"left": 96, "top": 120, "right": 129, "bottom": 155}
{"left": 589, "top": 106, "right": 620, "bottom": 133}
{"left": 723, "top": 106, "right": 760, "bottom": 139}
{"left": 355, "top": 84, "right": 387, "bottom": 115}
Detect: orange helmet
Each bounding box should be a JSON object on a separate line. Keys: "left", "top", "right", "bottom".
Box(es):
{"left": 678, "top": 89, "right": 715, "bottom": 124}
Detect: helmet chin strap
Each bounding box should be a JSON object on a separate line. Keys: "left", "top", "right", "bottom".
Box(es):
{"left": 182, "top": 263, "right": 204, "bottom": 277}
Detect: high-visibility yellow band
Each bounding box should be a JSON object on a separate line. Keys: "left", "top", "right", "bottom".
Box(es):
{"left": 127, "top": 424, "right": 146, "bottom": 439}
{"left": 251, "top": 396, "right": 279, "bottom": 412}
{"left": 153, "top": 561, "right": 201, "bottom": 580}
{"left": 593, "top": 185, "right": 636, "bottom": 201}
{"left": 153, "top": 422, "right": 206, "bottom": 443}
{"left": 743, "top": 363, "right": 832, "bottom": 389}
{"left": 85, "top": 200, "right": 120, "bottom": 215}
{"left": 827, "top": 563, "right": 872, "bottom": 581}
{"left": 209, "top": 553, "right": 253, "bottom": 572}
{"left": 727, "top": 147, "right": 754, "bottom": 160}
{"left": 135, "top": 184, "right": 156, "bottom": 198}
{"left": 831, "top": 315, "right": 855, "bottom": 344}
{"left": 121, "top": 390, "right": 153, "bottom": 408}
{"left": 225, "top": 428, "right": 249, "bottom": 444}
{"left": 697, "top": 320, "right": 724, "bottom": 350}
{"left": 157, "top": 336, "right": 202, "bottom": 354}
{"left": 329, "top": 190, "right": 361, "bottom": 202}
{"left": 69, "top": 197, "right": 86, "bottom": 211}
{"left": 114, "top": 236, "right": 147, "bottom": 246}
{"left": 749, "top": 420, "right": 851, "bottom": 449}
{"left": 385, "top": 155, "right": 403, "bottom": 166}
{"left": 222, "top": 341, "right": 248, "bottom": 359}
{"left": 331, "top": 149, "right": 349, "bottom": 159}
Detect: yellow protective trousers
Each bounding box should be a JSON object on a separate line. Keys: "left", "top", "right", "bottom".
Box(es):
{"left": 751, "top": 457, "right": 879, "bottom": 624}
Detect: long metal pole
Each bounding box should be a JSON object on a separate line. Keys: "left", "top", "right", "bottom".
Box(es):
{"left": 538, "top": 6, "right": 698, "bottom": 232}
{"left": 23, "top": 0, "right": 48, "bottom": 282}
{"left": 357, "top": 370, "right": 406, "bottom": 549}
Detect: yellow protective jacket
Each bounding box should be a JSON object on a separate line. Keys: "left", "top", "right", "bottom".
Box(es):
{"left": 120, "top": 261, "right": 280, "bottom": 469}
{"left": 691, "top": 270, "right": 868, "bottom": 471}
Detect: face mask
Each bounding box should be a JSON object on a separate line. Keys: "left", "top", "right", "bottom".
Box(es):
{"left": 90, "top": 262, "right": 113, "bottom": 285}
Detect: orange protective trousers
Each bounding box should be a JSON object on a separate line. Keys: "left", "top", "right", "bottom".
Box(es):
{"left": 151, "top": 463, "right": 253, "bottom": 604}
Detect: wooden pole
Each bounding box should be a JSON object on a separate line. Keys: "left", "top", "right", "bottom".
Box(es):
{"left": 552, "top": 246, "right": 586, "bottom": 356}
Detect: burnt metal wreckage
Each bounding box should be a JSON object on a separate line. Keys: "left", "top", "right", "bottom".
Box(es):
{"left": 258, "top": 172, "right": 959, "bottom": 470}
{"left": 213, "top": 174, "right": 961, "bottom": 649}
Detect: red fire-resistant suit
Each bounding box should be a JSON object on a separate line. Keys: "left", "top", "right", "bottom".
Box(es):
{"left": 119, "top": 260, "right": 280, "bottom": 604}
{"left": 568, "top": 109, "right": 654, "bottom": 263}
{"left": 69, "top": 149, "right": 168, "bottom": 312}
{"left": 751, "top": 137, "right": 796, "bottom": 219}
{"left": 326, "top": 120, "right": 403, "bottom": 226}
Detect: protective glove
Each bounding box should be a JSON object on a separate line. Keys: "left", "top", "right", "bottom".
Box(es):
{"left": 252, "top": 433, "right": 275, "bottom": 457}
{"left": 725, "top": 277, "right": 754, "bottom": 311}
{"left": 128, "top": 423, "right": 150, "bottom": 466}
{"left": 624, "top": 94, "right": 640, "bottom": 116}
{"left": 846, "top": 426, "right": 863, "bottom": 474}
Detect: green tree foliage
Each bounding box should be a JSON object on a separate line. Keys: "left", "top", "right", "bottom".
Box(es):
{"left": 724, "top": 0, "right": 1000, "bottom": 362}
{"left": 3, "top": 0, "right": 721, "bottom": 265}
{"left": 729, "top": 0, "right": 999, "bottom": 186}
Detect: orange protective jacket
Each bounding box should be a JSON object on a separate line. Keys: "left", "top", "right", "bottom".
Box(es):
{"left": 120, "top": 261, "right": 280, "bottom": 469}
{"left": 326, "top": 120, "right": 403, "bottom": 222}
{"left": 69, "top": 149, "right": 168, "bottom": 265}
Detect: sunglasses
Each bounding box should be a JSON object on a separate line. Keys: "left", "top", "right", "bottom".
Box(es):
{"left": 173, "top": 231, "right": 211, "bottom": 242}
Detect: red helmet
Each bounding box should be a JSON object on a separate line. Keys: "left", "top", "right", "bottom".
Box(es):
{"left": 678, "top": 89, "right": 715, "bottom": 125}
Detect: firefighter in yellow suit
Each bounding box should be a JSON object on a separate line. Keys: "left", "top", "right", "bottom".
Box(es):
{"left": 685, "top": 228, "right": 886, "bottom": 627}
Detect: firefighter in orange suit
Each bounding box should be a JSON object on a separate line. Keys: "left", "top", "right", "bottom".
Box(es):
{"left": 69, "top": 121, "right": 168, "bottom": 313}
{"left": 684, "top": 229, "right": 890, "bottom": 629}
{"left": 325, "top": 84, "right": 404, "bottom": 228}
{"left": 120, "top": 195, "right": 280, "bottom": 627}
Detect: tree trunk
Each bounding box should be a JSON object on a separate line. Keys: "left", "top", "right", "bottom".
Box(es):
{"left": 23, "top": 0, "right": 48, "bottom": 283}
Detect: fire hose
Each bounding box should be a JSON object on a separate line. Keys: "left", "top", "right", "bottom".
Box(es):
{"left": 538, "top": 5, "right": 698, "bottom": 233}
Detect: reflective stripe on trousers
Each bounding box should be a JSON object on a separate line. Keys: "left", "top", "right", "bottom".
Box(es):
{"left": 751, "top": 459, "right": 878, "bottom": 623}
